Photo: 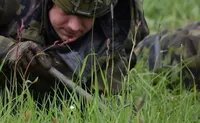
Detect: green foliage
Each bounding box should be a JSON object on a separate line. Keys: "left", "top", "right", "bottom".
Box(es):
{"left": 144, "top": 0, "right": 200, "bottom": 33}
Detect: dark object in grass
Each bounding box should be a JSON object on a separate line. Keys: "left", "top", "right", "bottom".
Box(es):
{"left": 49, "top": 67, "right": 107, "bottom": 110}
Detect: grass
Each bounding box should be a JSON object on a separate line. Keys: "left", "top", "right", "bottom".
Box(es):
{"left": 0, "top": 0, "right": 200, "bottom": 122}
{"left": 144, "top": 0, "right": 200, "bottom": 34}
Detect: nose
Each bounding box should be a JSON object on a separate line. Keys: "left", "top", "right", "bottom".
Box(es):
{"left": 67, "top": 16, "right": 82, "bottom": 32}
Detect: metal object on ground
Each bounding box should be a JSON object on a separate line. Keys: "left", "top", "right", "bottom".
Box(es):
{"left": 48, "top": 67, "right": 106, "bottom": 109}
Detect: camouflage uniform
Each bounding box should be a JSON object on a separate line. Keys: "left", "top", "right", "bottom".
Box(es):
{"left": 0, "top": 0, "right": 149, "bottom": 96}
{"left": 135, "top": 22, "right": 200, "bottom": 89}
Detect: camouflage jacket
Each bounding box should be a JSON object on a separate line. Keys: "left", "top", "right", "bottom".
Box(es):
{"left": 0, "top": 0, "right": 149, "bottom": 93}
{"left": 135, "top": 22, "right": 200, "bottom": 89}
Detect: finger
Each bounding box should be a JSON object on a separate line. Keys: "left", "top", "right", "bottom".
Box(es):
{"left": 28, "top": 44, "right": 43, "bottom": 54}
{"left": 29, "top": 47, "right": 51, "bottom": 69}
{"left": 23, "top": 49, "right": 37, "bottom": 68}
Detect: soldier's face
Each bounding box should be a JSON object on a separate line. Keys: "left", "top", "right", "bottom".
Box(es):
{"left": 49, "top": 4, "right": 93, "bottom": 43}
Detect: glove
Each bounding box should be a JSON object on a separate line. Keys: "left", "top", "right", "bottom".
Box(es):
{"left": 6, "top": 41, "right": 52, "bottom": 71}
{"left": 5, "top": 41, "right": 60, "bottom": 95}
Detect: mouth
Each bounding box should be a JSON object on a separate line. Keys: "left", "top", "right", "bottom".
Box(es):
{"left": 59, "top": 29, "right": 82, "bottom": 43}
{"left": 66, "top": 31, "right": 77, "bottom": 36}
{"left": 63, "top": 37, "right": 77, "bottom": 44}
{"left": 60, "top": 29, "right": 77, "bottom": 37}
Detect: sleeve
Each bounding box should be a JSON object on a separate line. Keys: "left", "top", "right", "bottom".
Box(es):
{"left": 0, "top": 36, "right": 15, "bottom": 60}
{"left": 0, "top": 36, "right": 16, "bottom": 88}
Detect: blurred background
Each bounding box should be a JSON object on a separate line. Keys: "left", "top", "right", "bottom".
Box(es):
{"left": 143, "top": 0, "right": 200, "bottom": 34}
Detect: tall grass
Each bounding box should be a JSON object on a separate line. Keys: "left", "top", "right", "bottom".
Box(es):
{"left": 0, "top": 0, "right": 200, "bottom": 123}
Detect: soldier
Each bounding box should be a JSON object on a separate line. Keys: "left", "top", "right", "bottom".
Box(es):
{"left": 135, "top": 22, "right": 200, "bottom": 90}
{"left": 0, "top": 0, "right": 149, "bottom": 99}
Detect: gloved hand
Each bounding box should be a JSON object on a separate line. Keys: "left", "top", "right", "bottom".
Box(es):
{"left": 3, "top": 41, "right": 59, "bottom": 96}
{"left": 6, "top": 41, "right": 52, "bottom": 71}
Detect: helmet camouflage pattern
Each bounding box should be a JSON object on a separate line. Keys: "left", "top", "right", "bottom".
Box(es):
{"left": 52, "top": 0, "right": 118, "bottom": 17}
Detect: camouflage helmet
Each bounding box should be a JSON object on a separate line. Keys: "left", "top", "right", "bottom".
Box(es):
{"left": 52, "top": 0, "right": 118, "bottom": 17}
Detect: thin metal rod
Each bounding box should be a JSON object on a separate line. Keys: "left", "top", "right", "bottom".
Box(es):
{"left": 48, "top": 67, "right": 106, "bottom": 109}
